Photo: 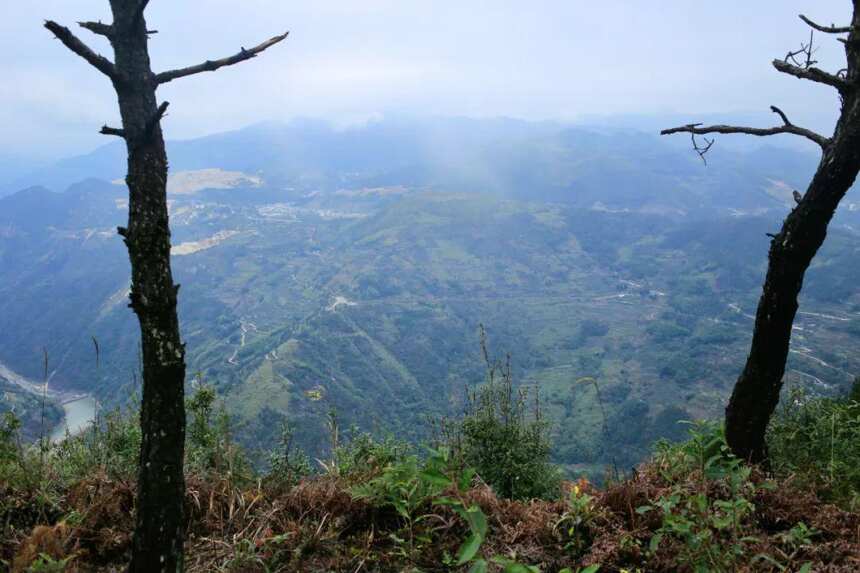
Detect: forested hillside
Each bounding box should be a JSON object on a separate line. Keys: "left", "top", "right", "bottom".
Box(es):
{"left": 2, "top": 120, "right": 858, "bottom": 475}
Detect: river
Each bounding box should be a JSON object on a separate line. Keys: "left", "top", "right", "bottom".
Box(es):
{"left": 0, "top": 359, "right": 97, "bottom": 442}
{"left": 50, "top": 396, "right": 98, "bottom": 442}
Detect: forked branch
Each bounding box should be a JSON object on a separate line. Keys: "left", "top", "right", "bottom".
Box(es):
{"left": 146, "top": 101, "right": 170, "bottom": 136}
{"left": 155, "top": 31, "right": 289, "bottom": 84}
{"left": 688, "top": 128, "right": 714, "bottom": 165}
{"left": 660, "top": 106, "right": 831, "bottom": 154}
{"left": 773, "top": 59, "right": 850, "bottom": 92}
{"left": 134, "top": 0, "right": 151, "bottom": 23}
{"left": 78, "top": 21, "right": 114, "bottom": 38}
{"left": 44, "top": 20, "right": 117, "bottom": 79}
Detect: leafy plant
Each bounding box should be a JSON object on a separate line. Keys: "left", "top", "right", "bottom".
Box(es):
{"left": 556, "top": 482, "right": 601, "bottom": 556}
{"left": 186, "top": 381, "right": 250, "bottom": 481}
{"left": 26, "top": 552, "right": 75, "bottom": 572}
{"left": 640, "top": 423, "right": 762, "bottom": 572}
{"left": 322, "top": 424, "right": 411, "bottom": 483}
{"left": 437, "top": 327, "right": 561, "bottom": 500}
{"left": 351, "top": 448, "right": 451, "bottom": 556}
{"left": 768, "top": 385, "right": 860, "bottom": 506}
{"left": 753, "top": 522, "right": 818, "bottom": 572}
{"left": 266, "top": 420, "right": 313, "bottom": 491}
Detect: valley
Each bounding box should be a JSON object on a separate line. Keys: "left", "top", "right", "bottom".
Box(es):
{"left": 1, "top": 118, "right": 858, "bottom": 475}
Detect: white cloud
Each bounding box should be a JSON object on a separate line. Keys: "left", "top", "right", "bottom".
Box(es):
{"left": 0, "top": 0, "right": 851, "bottom": 158}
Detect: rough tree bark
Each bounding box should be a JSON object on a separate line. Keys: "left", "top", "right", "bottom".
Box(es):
{"left": 44, "top": 3, "right": 287, "bottom": 570}
{"left": 662, "top": 3, "right": 860, "bottom": 463}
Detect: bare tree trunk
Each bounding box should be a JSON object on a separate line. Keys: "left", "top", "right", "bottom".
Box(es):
{"left": 108, "top": 5, "right": 187, "bottom": 570}
{"left": 44, "top": 3, "right": 287, "bottom": 570}
{"left": 663, "top": 2, "right": 860, "bottom": 463}
{"left": 726, "top": 113, "right": 860, "bottom": 463}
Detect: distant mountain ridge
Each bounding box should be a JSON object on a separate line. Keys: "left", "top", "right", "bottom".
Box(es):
{"left": 1, "top": 117, "right": 829, "bottom": 217}
{"left": 1, "top": 117, "right": 858, "bottom": 471}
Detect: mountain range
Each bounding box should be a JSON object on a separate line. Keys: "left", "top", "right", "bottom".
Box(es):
{"left": 2, "top": 117, "right": 858, "bottom": 474}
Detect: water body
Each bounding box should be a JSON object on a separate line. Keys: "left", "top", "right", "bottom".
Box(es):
{"left": 1, "top": 358, "right": 97, "bottom": 442}
{"left": 50, "top": 396, "right": 97, "bottom": 442}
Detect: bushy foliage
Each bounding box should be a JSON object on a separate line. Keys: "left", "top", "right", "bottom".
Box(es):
{"left": 438, "top": 328, "right": 561, "bottom": 500}
{"left": 642, "top": 422, "right": 812, "bottom": 573}
{"left": 768, "top": 383, "right": 860, "bottom": 507}
{"left": 186, "top": 382, "right": 251, "bottom": 481}
{"left": 316, "top": 408, "right": 413, "bottom": 483}
{"left": 0, "top": 412, "right": 22, "bottom": 466}
{"left": 351, "top": 446, "right": 505, "bottom": 569}
{"left": 265, "top": 421, "right": 313, "bottom": 491}
{"left": 52, "top": 406, "right": 141, "bottom": 483}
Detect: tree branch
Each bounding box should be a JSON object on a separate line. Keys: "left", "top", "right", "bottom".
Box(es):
{"left": 772, "top": 59, "right": 850, "bottom": 92}
{"left": 78, "top": 21, "right": 114, "bottom": 38}
{"left": 44, "top": 20, "right": 117, "bottom": 79}
{"left": 661, "top": 107, "right": 831, "bottom": 151}
{"left": 100, "top": 125, "right": 126, "bottom": 138}
{"left": 144, "top": 101, "right": 170, "bottom": 139}
{"left": 135, "top": 0, "right": 150, "bottom": 21}
{"left": 155, "top": 31, "right": 289, "bottom": 84}
{"left": 799, "top": 14, "right": 853, "bottom": 34}
{"left": 769, "top": 105, "right": 791, "bottom": 126}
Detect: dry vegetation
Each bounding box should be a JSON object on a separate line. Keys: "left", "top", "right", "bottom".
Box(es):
{"left": 4, "top": 390, "right": 860, "bottom": 572}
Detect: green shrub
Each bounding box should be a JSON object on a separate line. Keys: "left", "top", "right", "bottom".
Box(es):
{"left": 52, "top": 405, "right": 141, "bottom": 483}
{"left": 186, "top": 382, "right": 251, "bottom": 482}
{"left": 643, "top": 422, "right": 769, "bottom": 572}
{"left": 0, "top": 411, "right": 22, "bottom": 467}
{"left": 438, "top": 328, "right": 561, "bottom": 500}
{"left": 266, "top": 420, "right": 313, "bottom": 490}
{"left": 767, "top": 386, "right": 860, "bottom": 506}
{"left": 352, "top": 446, "right": 490, "bottom": 566}
{"left": 316, "top": 408, "right": 411, "bottom": 482}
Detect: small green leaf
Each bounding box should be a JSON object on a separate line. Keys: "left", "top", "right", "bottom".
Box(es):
{"left": 419, "top": 469, "right": 452, "bottom": 487}
{"left": 456, "top": 532, "right": 483, "bottom": 565}
{"left": 459, "top": 467, "right": 477, "bottom": 490}
{"left": 465, "top": 505, "right": 488, "bottom": 538}
{"left": 649, "top": 532, "right": 664, "bottom": 553}
{"left": 468, "top": 559, "right": 489, "bottom": 573}
{"left": 798, "top": 564, "right": 813, "bottom": 573}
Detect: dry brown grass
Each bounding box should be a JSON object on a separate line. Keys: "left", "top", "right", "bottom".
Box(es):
{"left": 5, "top": 463, "right": 860, "bottom": 572}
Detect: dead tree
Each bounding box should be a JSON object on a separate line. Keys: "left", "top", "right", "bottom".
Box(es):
{"left": 661, "top": 4, "right": 860, "bottom": 464}
{"left": 44, "top": 3, "right": 287, "bottom": 570}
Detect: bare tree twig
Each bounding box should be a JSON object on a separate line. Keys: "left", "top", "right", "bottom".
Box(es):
{"left": 772, "top": 59, "right": 849, "bottom": 92}
{"left": 660, "top": 107, "right": 831, "bottom": 151}
{"left": 799, "top": 14, "right": 853, "bottom": 34}
{"left": 78, "top": 21, "right": 114, "bottom": 38}
{"left": 687, "top": 126, "right": 714, "bottom": 165}
{"left": 143, "top": 101, "right": 170, "bottom": 140}
{"left": 769, "top": 105, "right": 792, "bottom": 126}
{"left": 155, "top": 31, "right": 289, "bottom": 84}
{"left": 44, "top": 20, "right": 117, "bottom": 79}
{"left": 100, "top": 125, "right": 126, "bottom": 138}
{"left": 784, "top": 30, "right": 818, "bottom": 68}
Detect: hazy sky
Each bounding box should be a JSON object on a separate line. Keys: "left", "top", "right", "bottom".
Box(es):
{"left": 1, "top": 0, "right": 852, "bottom": 159}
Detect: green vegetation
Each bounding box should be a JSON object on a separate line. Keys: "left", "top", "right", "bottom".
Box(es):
{"left": 767, "top": 379, "right": 860, "bottom": 507}
{"left": 2, "top": 381, "right": 860, "bottom": 571}
{"left": 437, "top": 329, "right": 561, "bottom": 500}
{"left": 4, "top": 177, "right": 860, "bottom": 478}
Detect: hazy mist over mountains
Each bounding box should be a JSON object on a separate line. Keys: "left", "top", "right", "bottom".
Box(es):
{"left": 2, "top": 0, "right": 858, "bottom": 478}
{"left": 7, "top": 1, "right": 860, "bottom": 570}
{"left": 2, "top": 115, "right": 858, "bottom": 471}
